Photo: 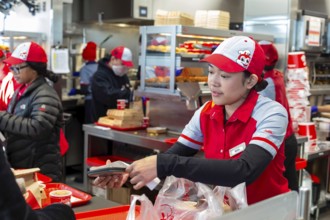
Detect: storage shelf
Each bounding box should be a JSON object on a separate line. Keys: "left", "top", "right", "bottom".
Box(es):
{"left": 139, "top": 25, "right": 274, "bottom": 98}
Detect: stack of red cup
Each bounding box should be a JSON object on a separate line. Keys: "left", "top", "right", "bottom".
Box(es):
{"left": 285, "top": 52, "right": 311, "bottom": 132}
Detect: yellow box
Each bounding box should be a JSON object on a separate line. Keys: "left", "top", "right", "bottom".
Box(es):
{"left": 155, "top": 10, "right": 194, "bottom": 26}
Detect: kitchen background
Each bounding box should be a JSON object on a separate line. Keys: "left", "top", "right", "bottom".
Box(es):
{"left": 0, "top": 0, "right": 330, "bottom": 180}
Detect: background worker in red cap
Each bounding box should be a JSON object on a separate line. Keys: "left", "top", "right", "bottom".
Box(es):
{"left": 0, "top": 49, "right": 20, "bottom": 111}
{"left": 0, "top": 42, "right": 63, "bottom": 182}
{"left": 92, "top": 36, "right": 290, "bottom": 205}
{"left": 258, "top": 41, "right": 298, "bottom": 191}
{"left": 91, "top": 46, "right": 133, "bottom": 122}
{"left": 79, "top": 41, "right": 98, "bottom": 124}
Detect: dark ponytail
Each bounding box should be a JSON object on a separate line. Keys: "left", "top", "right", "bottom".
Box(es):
{"left": 26, "top": 62, "right": 58, "bottom": 83}
{"left": 254, "top": 79, "right": 268, "bottom": 92}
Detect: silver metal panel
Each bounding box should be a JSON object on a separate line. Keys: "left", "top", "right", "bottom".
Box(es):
{"left": 244, "top": 20, "right": 292, "bottom": 72}
{"left": 148, "top": 99, "right": 195, "bottom": 132}
{"left": 244, "top": 0, "right": 297, "bottom": 19}
{"left": 51, "top": 0, "right": 64, "bottom": 45}
{"left": 210, "top": 191, "right": 298, "bottom": 220}
{"left": 243, "top": 0, "right": 299, "bottom": 72}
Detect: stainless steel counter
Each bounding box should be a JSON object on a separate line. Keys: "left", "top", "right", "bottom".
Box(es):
{"left": 83, "top": 124, "right": 178, "bottom": 153}
{"left": 307, "top": 141, "right": 330, "bottom": 160}
{"left": 83, "top": 124, "right": 179, "bottom": 191}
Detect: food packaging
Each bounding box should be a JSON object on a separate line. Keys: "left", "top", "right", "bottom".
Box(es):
{"left": 146, "top": 127, "right": 167, "bottom": 134}
{"left": 49, "top": 189, "right": 72, "bottom": 206}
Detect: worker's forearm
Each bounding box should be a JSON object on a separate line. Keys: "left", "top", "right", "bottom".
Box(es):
{"left": 316, "top": 105, "right": 330, "bottom": 113}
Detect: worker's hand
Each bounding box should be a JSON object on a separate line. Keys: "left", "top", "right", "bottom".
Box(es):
{"left": 92, "top": 160, "right": 129, "bottom": 189}
{"left": 120, "top": 86, "right": 131, "bottom": 96}
{"left": 311, "top": 105, "right": 318, "bottom": 113}
{"left": 126, "top": 155, "right": 158, "bottom": 190}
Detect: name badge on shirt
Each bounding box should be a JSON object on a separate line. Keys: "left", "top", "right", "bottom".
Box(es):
{"left": 229, "top": 142, "right": 246, "bottom": 157}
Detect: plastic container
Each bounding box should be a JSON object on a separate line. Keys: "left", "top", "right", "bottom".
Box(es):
{"left": 42, "top": 183, "right": 92, "bottom": 208}
{"left": 49, "top": 190, "right": 72, "bottom": 206}
{"left": 310, "top": 174, "right": 321, "bottom": 205}
{"left": 86, "top": 155, "right": 133, "bottom": 167}
{"left": 295, "top": 158, "right": 307, "bottom": 170}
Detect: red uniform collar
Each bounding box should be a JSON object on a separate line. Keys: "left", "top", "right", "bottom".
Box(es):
{"left": 204, "top": 90, "right": 259, "bottom": 123}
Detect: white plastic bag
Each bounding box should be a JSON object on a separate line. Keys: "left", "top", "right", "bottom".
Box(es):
{"left": 213, "top": 182, "right": 248, "bottom": 212}
{"left": 126, "top": 194, "right": 159, "bottom": 220}
{"left": 154, "top": 176, "right": 224, "bottom": 220}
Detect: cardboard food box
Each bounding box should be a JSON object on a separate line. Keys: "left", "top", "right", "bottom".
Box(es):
{"left": 98, "top": 116, "right": 143, "bottom": 128}
{"left": 146, "top": 127, "right": 167, "bottom": 134}
{"left": 106, "top": 109, "right": 143, "bottom": 120}
{"left": 155, "top": 10, "right": 194, "bottom": 26}
{"left": 98, "top": 109, "right": 144, "bottom": 128}
{"left": 13, "top": 168, "right": 40, "bottom": 187}
{"left": 13, "top": 168, "right": 46, "bottom": 209}
{"left": 92, "top": 184, "right": 158, "bottom": 205}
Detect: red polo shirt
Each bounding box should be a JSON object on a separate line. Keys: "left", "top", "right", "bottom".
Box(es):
{"left": 260, "top": 69, "right": 294, "bottom": 138}
{"left": 178, "top": 90, "right": 289, "bottom": 204}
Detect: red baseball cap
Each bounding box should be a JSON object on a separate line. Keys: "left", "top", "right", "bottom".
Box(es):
{"left": 4, "top": 42, "right": 47, "bottom": 65}
{"left": 258, "top": 40, "right": 278, "bottom": 67}
{"left": 201, "top": 36, "right": 265, "bottom": 81}
{"left": 111, "top": 46, "right": 133, "bottom": 67}
{"left": 82, "top": 41, "right": 97, "bottom": 61}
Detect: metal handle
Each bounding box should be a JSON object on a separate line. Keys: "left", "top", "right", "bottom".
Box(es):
{"left": 297, "top": 186, "right": 310, "bottom": 220}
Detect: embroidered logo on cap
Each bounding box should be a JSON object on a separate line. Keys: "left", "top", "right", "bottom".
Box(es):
{"left": 19, "top": 51, "right": 28, "bottom": 60}
{"left": 237, "top": 50, "right": 251, "bottom": 68}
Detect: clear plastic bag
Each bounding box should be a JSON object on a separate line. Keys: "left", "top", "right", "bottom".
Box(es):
{"left": 153, "top": 176, "right": 224, "bottom": 220}
{"left": 127, "top": 177, "right": 248, "bottom": 220}
{"left": 213, "top": 182, "right": 248, "bottom": 212}
{"left": 126, "top": 194, "right": 159, "bottom": 220}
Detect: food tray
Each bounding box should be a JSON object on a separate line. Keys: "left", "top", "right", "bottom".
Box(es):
{"left": 42, "top": 183, "right": 92, "bottom": 208}
{"left": 36, "top": 172, "right": 52, "bottom": 183}
{"left": 164, "top": 138, "right": 178, "bottom": 145}
{"left": 295, "top": 157, "right": 307, "bottom": 170}
{"left": 86, "top": 155, "right": 133, "bottom": 167}
{"left": 95, "top": 122, "right": 146, "bottom": 131}
{"left": 180, "top": 53, "right": 205, "bottom": 58}
{"left": 75, "top": 205, "right": 140, "bottom": 220}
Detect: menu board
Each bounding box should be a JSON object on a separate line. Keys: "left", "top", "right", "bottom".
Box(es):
{"left": 307, "top": 16, "right": 322, "bottom": 46}
{"left": 51, "top": 48, "right": 70, "bottom": 74}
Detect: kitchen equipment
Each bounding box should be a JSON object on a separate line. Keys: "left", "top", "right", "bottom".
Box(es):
{"left": 312, "top": 117, "right": 330, "bottom": 141}
{"left": 297, "top": 187, "right": 311, "bottom": 220}
{"left": 296, "top": 10, "right": 327, "bottom": 53}
{"left": 99, "top": 35, "right": 112, "bottom": 58}
{"left": 297, "top": 122, "right": 318, "bottom": 152}
{"left": 177, "top": 82, "right": 201, "bottom": 110}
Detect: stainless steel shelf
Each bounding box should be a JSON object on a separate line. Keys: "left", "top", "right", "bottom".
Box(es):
{"left": 144, "top": 25, "right": 274, "bottom": 41}
{"left": 139, "top": 25, "right": 274, "bottom": 98}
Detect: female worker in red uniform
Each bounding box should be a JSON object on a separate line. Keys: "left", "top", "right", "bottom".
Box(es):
{"left": 93, "top": 36, "right": 290, "bottom": 205}
{"left": 258, "top": 41, "right": 298, "bottom": 191}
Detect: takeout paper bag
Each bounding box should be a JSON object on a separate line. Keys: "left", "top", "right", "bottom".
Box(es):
{"left": 25, "top": 190, "right": 41, "bottom": 209}
{"left": 25, "top": 182, "right": 44, "bottom": 208}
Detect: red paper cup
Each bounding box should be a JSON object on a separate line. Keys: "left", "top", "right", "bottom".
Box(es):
{"left": 142, "top": 117, "right": 149, "bottom": 127}
{"left": 298, "top": 122, "right": 317, "bottom": 151}
{"left": 287, "top": 52, "right": 306, "bottom": 69}
{"left": 117, "top": 99, "right": 126, "bottom": 110}
{"left": 49, "top": 190, "right": 72, "bottom": 206}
